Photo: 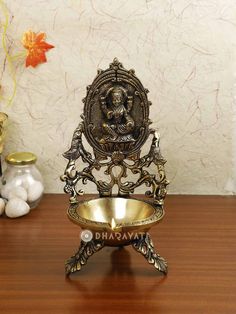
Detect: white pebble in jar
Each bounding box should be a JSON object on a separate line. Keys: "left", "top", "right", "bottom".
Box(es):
{"left": 20, "top": 174, "right": 36, "bottom": 190}
{"left": 8, "top": 186, "right": 28, "bottom": 202}
{"left": 0, "top": 198, "right": 5, "bottom": 216}
{"left": 2, "top": 152, "right": 44, "bottom": 210}
{"left": 1, "top": 183, "right": 12, "bottom": 199}
{"left": 27, "top": 181, "right": 44, "bottom": 203}
{"left": 5, "top": 198, "right": 30, "bottom": 218}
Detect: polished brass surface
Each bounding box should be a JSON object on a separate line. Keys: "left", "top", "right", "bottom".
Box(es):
{"left": 61, "top": 58, "right": 168, "bottom": 203}
{"left": 61, "top": 58, "right": 168, "bottom": 275}
{"left": 67, "top": 197, "right": 164, "bottom": 246}
{"left": 61, "top": 123, "right": 168, "bottom": 203}
{"left": 82, "top": 57, "right": 150, "bottom": 157}
{"left": 65, "top": 239, "right": 105, "bottom": 276}
{"left": 76, "top": 198, "right": 155, "bottom": 225}
{"left": 6, "top": 152, "right": 37, "bottom": 165}
{"left": 133, "top": 233, "right": 168, "bottom": 274}
{"left": 65, "top": 232, "right": 167, "bottom": 275}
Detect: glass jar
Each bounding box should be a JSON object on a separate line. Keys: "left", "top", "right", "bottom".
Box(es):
{"left": 1, "top": 152, "right": 44, "bottom": 209}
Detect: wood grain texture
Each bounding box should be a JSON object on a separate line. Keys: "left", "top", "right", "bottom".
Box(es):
{"left": 0, "top": 194, "right": 236, "bottom": 314}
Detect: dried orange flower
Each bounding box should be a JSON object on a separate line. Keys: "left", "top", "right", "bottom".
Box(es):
{"left": 22, "top": 30, "right": 54, "bottom": 68}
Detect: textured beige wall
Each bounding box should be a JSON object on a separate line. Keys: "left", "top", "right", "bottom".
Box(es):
{"left": 1, "top": 0, "right": 235, "bottom": 194}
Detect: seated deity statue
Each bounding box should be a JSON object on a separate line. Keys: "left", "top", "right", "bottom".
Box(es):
{"left": 99, "top": 86, "right": 135, "bottom": 143}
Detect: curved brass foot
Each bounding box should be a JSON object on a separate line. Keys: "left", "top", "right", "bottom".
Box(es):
{"left": 132, "top": 233, "right": 168, "bottom": 275}
{"left": 65, "top": 240, "right": 105, "bottom": 276}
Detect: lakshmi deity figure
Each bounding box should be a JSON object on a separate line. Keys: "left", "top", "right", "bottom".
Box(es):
{"left": 99, "top": 86, "right": 135, "bottom": 143}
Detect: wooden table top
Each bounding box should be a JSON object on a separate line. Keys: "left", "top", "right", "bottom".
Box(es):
{"left": 0, "top": 194, "right": 236, "bottom": 314}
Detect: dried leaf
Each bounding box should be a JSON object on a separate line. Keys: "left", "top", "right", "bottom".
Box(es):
{"left": 22, "top": 30, "right": 54, "bottom": 68}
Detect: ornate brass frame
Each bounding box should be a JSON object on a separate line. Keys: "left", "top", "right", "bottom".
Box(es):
{"left": 61, "top": 58, "right": 169, "bottom": 275}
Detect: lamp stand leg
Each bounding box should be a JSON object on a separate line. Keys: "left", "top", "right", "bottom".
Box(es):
{"left": 65, "top": 239, "right": 104, "bottom": 276}
{"left": 132, "top": 233, "right": 168, "bottom": 275}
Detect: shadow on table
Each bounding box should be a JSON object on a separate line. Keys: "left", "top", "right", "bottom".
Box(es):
{"left": 65, "top": 247, "right": 167, "bottom": 312}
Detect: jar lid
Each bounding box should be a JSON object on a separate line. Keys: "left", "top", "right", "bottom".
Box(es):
{"left": 5, "top": 152, "right": 37, "bottom": 165}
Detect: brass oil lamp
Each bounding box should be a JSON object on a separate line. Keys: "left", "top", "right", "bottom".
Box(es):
{"left": 61, "top": 58, "right": 169, "bottom": 275}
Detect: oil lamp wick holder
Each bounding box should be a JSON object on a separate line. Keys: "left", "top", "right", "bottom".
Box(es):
{"left": 61, "top": 58, "right": 169, "bottom": 276}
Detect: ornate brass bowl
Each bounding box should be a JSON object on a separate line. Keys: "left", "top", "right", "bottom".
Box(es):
{"left": 68, "top": 198, "right": 164, "bottom": 246}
